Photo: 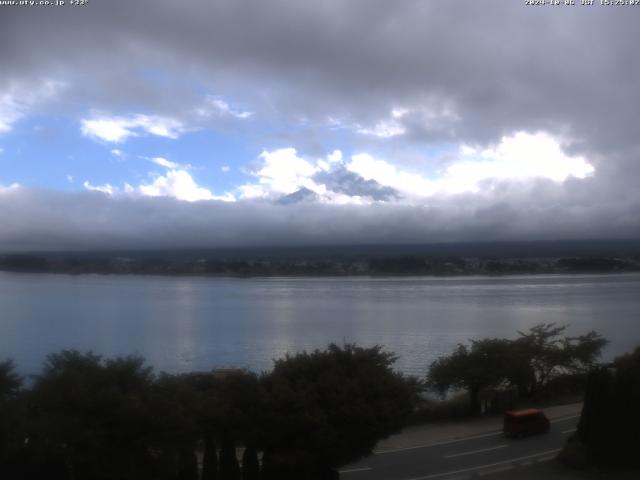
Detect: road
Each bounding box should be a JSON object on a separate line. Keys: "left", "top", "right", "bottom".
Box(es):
{"left": 339, "top": 414, "right": 579, "bottom": 480}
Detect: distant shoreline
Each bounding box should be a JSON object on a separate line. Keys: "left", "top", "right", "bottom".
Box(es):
{"left": 1, "top": 253, "right": 639, "bottom": 278}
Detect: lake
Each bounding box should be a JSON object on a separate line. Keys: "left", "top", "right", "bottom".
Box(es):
{"left": 1, "top": 271, "right": 639, "bottom": 377}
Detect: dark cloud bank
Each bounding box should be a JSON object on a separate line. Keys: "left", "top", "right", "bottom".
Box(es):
{"left": 2, "top": 1, "right": 640, "bottom": 250}
{"left": 0, "top": 178, "right": 638, "bottom": 252}
{"left": 4, "top": 0, "right": 638, "bottom": 154}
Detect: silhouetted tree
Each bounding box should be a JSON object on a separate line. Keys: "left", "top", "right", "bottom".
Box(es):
{"left": 512, "top": 323, "right": 607, "bottom": 397}
{"left": 219, "top": 431, "right": 241, "bottom": 480}
{"left": 148, "top": 373, "right": 202, "bottom": 479}
{"left": 2, "top": 344, "right": 419, "bottom": 479}
{"left": 189, "top": 369, "right": 265, "bottom": 480}
{"left": 0, "top": 359, "right": 24, "bottom": 479}
{"left": 0, "top": 359, "right": 21, "bottom": 401}
{"left": 241, "top": 445, "right": 260, "bottom": 480}
{"left": 427, "top": 324, "right": 608, "bottom": 414}
{"left": 261, "top": 343, "right": 419, "bottom": 479}
{"left": 578, "top": 346, "right": 640, "bottom": 467}
{"left": 202, "top": 434, "right": 219, "bottom": 480}
{"left": 177, "top": 447, "right": 198, "bottom": 480}
{"left": 26, "top": 350, "right": 156, "bottom": 480}
{"left": 427, "top": 339, "right": 512, "bottom": 415}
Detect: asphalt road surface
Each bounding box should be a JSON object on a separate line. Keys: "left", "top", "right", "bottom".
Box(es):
{"left": 339, "top": 414, "right": 580, "bottom": 480}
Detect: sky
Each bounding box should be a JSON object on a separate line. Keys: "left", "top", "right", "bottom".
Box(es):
{"left": 1, "top": 0, "right": 640, "bottom": 251}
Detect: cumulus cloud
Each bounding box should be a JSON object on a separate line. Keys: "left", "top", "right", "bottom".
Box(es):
{"left": 0, "top": 93, "right": 21, "bottom": 134}
{"left": 450, "top": 132, "right": 594, "bottom": 187}
{"left": 138, "top": 169, "right": 233, "bottom": 202}
{"left": 347, "top": 132, "right": 594, "bottom": 197}
{"left": 0, "top": 183, "right": 21, "bottom": 194}
{"left": 2, "top": 1, "right": 640, "bottom": 248}
{"left": 2, "top": 1, "right": 638, "bottom": 161}
{"left": 357, "top": 119, "right": 406, "bottom": 138}
{"left": 83, "top": 181, "right": 118, "bottom": 195}
{"left": 241, "top": 148, "right": 321, "bottom": 198}
{"left": 346, "top": 154, "right": 434, "bottom": 198}
{"left": 147, "top": 156, "right": 182, "bottom": 169}
{"left": 83, "top": 169, "right": 234, "bottom": 203}
{"left": 0, "top": 80, "right": 64, "bottom": 134}
{"left": 238, "top": 132, "right": 594, "bottom": 205}
{"left": 80, "top": 114, "right": 185, "bottom": 143}
{"left": 202, "top": 96, "right": 253, "bottom": 119}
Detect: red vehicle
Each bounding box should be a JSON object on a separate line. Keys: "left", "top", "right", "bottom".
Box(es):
{"left": 503, "top": 408, "right": 550, "bottom": 438}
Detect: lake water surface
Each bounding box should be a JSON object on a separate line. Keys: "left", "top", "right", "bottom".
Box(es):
{"left": 1, "top": 272, "right": 639, "bottom": 376}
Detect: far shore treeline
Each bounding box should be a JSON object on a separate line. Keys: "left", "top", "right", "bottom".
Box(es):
{"left": 0, "top": 324, "right": 637, "bottom": 479}
{"left": 1, "top": 253, "right": 640, "bottom": 277}
{"left": 3, "top": 239, "right": 640, "bottom": 276}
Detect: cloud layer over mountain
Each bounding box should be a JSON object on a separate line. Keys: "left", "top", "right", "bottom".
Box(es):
{"left": 1, "top": 1, "right": 639, "bottom": 250}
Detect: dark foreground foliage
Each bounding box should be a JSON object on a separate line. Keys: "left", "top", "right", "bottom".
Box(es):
{"left": 260, "top": 345, "right": 419, "bottom": 479}
{"left": 576, "top": 346, "right": 640, "bottom": 468}
{"left": 426, "top": 323, "right": 607, "bottom": 415}
{"left": 0, "top": 344, "right": 419, "bottom": 480}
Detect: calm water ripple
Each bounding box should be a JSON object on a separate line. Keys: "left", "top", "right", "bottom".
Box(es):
{"left": 1, "top": 272, "right": 639, "bottom": 377}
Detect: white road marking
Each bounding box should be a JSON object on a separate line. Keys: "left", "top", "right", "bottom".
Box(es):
{"left": 444, "top": 444, "right": 508, "bottom": 459}
{"left": 535, "top": 455, "right": 558, "bottom": 463}
{"left": 339, "top": 466, "right": 373, "bottom": 474}
{"left": 374, "top": 431, "right": 502, "bottom": 454}
{"left": 562, "top": 428, "right": 577, "bottom": 434}
{"left": 478, "top": 464, "right": 513, "bottom": 476}
{"left": 403, "top": 448, "right": 561, "bottom": 480}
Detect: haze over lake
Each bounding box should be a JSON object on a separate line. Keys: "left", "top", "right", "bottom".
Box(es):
{"left": 2, "top": 271, "right": 639, "bottom": 376}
